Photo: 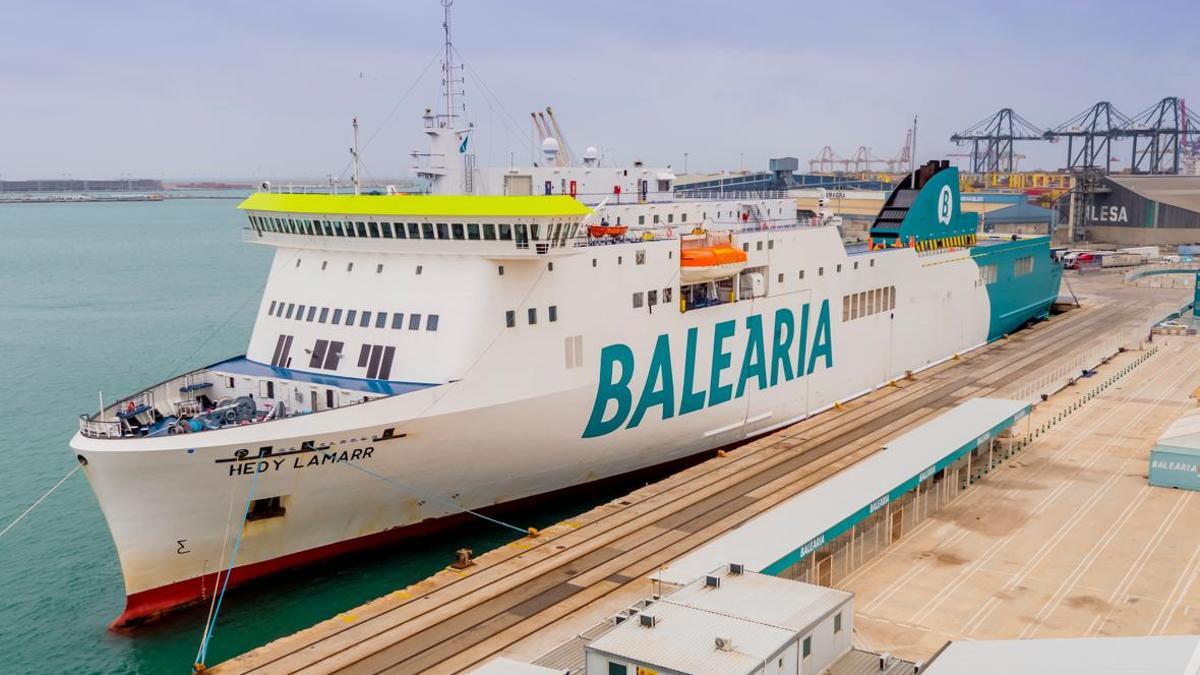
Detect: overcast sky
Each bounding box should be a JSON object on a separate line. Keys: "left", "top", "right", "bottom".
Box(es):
{"left": 3, "top": 0, "right": 1198, "bottom": 180}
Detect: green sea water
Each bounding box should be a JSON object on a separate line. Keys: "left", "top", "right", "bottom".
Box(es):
{"left": 0, "top": 197, "right": 621, "bottom": 674}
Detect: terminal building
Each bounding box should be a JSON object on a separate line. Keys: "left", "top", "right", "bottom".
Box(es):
{"left": 655, "top": 398, "right": 1030, "bottom": 590}
{"left": 1084, "top": 175, "right": 1200, "bottom": 245}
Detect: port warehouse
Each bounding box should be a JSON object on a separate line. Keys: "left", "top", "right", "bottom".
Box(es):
{"left": 0, "top": 178, "right": 163, "bottom": 192}
{"left": 1082, "top": 175, "right": 1200, "bottom": 245}
{"left": 1149, "top": 407, "right": 1200, "bottom": 491}
{"left": 656, "top": 398, "right": 1030, "bottom": 591}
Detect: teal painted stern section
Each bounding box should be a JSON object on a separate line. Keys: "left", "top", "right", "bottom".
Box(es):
{"left": 972, "top": 236, "right": 1063, "bottom": 340}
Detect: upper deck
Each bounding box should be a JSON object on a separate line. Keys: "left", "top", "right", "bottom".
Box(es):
{"left": 240, "top": 192, "right": 815, "bottom": 257}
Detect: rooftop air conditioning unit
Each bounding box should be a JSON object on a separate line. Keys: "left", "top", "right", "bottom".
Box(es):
{"left": 729, "top": 563, "right": 745, "bottom": 575}
{"left": 639, "top": 613, "right": 657, "bottom": 628}
{"left": 715, "top": 636, "right": 735, "bottom": 652}
{"left": 705, "top": 575, "right": 721, "bottom": 588}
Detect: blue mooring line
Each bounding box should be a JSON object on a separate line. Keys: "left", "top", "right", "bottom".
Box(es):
{"left": 195, "top": 465, "right": 260, "bottom": 670}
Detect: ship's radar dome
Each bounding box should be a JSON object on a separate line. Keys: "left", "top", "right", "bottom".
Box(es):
{"left": 583, "top": 146, "right": 600, "bottom": 166}
{"left": 541, "top": 137, "right": 560, "bottom": 163}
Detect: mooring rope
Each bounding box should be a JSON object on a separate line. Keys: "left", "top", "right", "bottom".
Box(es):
{"left": 340, "top": 460, "right": 529, "bottom": 536}
{"left": 0, "top": 464, "right": 81, "bottom": 541}
{"left": 194, "top": 466, "right": 260, "bottom": 671}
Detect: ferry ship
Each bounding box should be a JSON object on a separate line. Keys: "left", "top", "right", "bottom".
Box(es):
{"left": 68, "top": 9, "right": 1062, "bottom": 628}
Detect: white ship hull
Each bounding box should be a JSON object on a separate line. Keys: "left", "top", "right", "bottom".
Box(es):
{"left": 72, "top": 220, "right": 1005, "bottom": 625}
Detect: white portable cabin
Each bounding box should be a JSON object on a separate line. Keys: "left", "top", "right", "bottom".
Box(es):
{"left": 585, "top": 568, "right": 852, "bottom": 675}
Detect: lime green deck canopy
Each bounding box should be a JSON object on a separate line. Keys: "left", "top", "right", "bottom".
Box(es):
{"left": 239, "top": 193, "right": 591, "bottom": 218}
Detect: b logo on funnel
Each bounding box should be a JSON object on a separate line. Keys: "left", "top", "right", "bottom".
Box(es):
{"left": 937, "top": 185, "right": 953, "bottom": 225}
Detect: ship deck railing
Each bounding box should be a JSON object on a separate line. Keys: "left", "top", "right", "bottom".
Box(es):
{"left": 77, "top": 357, "right": 435, "bottom": 440}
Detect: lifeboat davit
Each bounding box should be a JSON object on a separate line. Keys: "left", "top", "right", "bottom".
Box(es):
{"left": 588, "top": 224, "right": 628, "bottom": 238}
{"left": 680, "top": 246, "right": 748, "bottom": 283}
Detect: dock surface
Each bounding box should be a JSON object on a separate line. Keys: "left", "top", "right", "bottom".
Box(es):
{"left": 843, "top": 333, "right": 1200, "bottom": 661}
{"left": 215, "top": 273, "right": 1188, "bottom": 674}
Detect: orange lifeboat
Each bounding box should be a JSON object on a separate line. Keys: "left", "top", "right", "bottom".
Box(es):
{"left": 588, "top": 224, "right": 628, "bottom": 238}
{"left": 680, "top": 246, "right": 748, "bottom": 283}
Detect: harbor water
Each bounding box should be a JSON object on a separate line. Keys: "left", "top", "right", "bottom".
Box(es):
{"left": 0, "top": 197, "right": 619, "bottom": 673}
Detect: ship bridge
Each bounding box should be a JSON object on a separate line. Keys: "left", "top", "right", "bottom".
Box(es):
{"left": 240, "top": 193, "right": 593, "bottom": 258}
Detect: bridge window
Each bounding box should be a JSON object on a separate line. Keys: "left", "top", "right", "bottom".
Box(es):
{"left": 527, "top": 308, "right": 537, "bottom": 325}
{"left": 499, "top": 224, "right": 512, "bottom": 240}
{"left": 452, "top": 223, "right": 465, "bottom": 240}
{"left": 269, "top": 300, "right": 276, "bottom": 314}
{"left": 467, "top": 223, "right": 480, "bottom": 240}
{"left": 360, "top": 311, "right": 372, "bottom": 328}
{"left": 393, "top": 222, "right": 405, "bottom": 239}
{"left": 319, "top": 307, "right": 329, "bottom": 323}
{"left": 295, "top": 304, "right": 305, "bottom": 320}
{"left": 409, "top": 223, "right": 421, "bottom": 239}
{"left": 409, "top": 313, "right": 422, "bottom": 330}
{"left": 422, "top": 223, "right": 434, "bottom": 239}
{"left": 345, "top": 310, "right": 357, "bottom": 326}
{"left": 392, "top": 313, "right": 405, "bottom": 329}
{"left": 356, "top": 222, "right": 368, "bottom": 237}
{"left": 548, "top": 306, "right": 557, "bottom": 322}
{"left": 427, "top": 314, "right": 439, "bottom": 331}
{"left": 436, "top": 223, "right": 449, "bottom": 239}
{"left": 331, "top": 309, "right": 342, "bottom": 324}
{"left": 483, "top": 223, "right": 496, "bottom": 240}
{"left": 381, "top": 222, "right": 393, "bottom": 238}
{"left": 305, "top": 306, "right": 316, "bottom": 322}
{"left": 368, "top": 222, "right": 380, "bottom": 238}
{"left": 375, "top": 312, "right": 387, "bottom": 328}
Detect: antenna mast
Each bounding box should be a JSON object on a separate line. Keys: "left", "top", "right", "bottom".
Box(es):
{"left": 441, "top": 0, "right": 460, "bottom": 128}
{"left": 351, "top": 116, "right": 361, "bottom": 195}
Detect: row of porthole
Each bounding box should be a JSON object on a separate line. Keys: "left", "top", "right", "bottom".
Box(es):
{"left": 505, "top": 306, "right": 558, "bottom": 328}
{"left": 267, "top": 300, "right": 440, "bottom": 332}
